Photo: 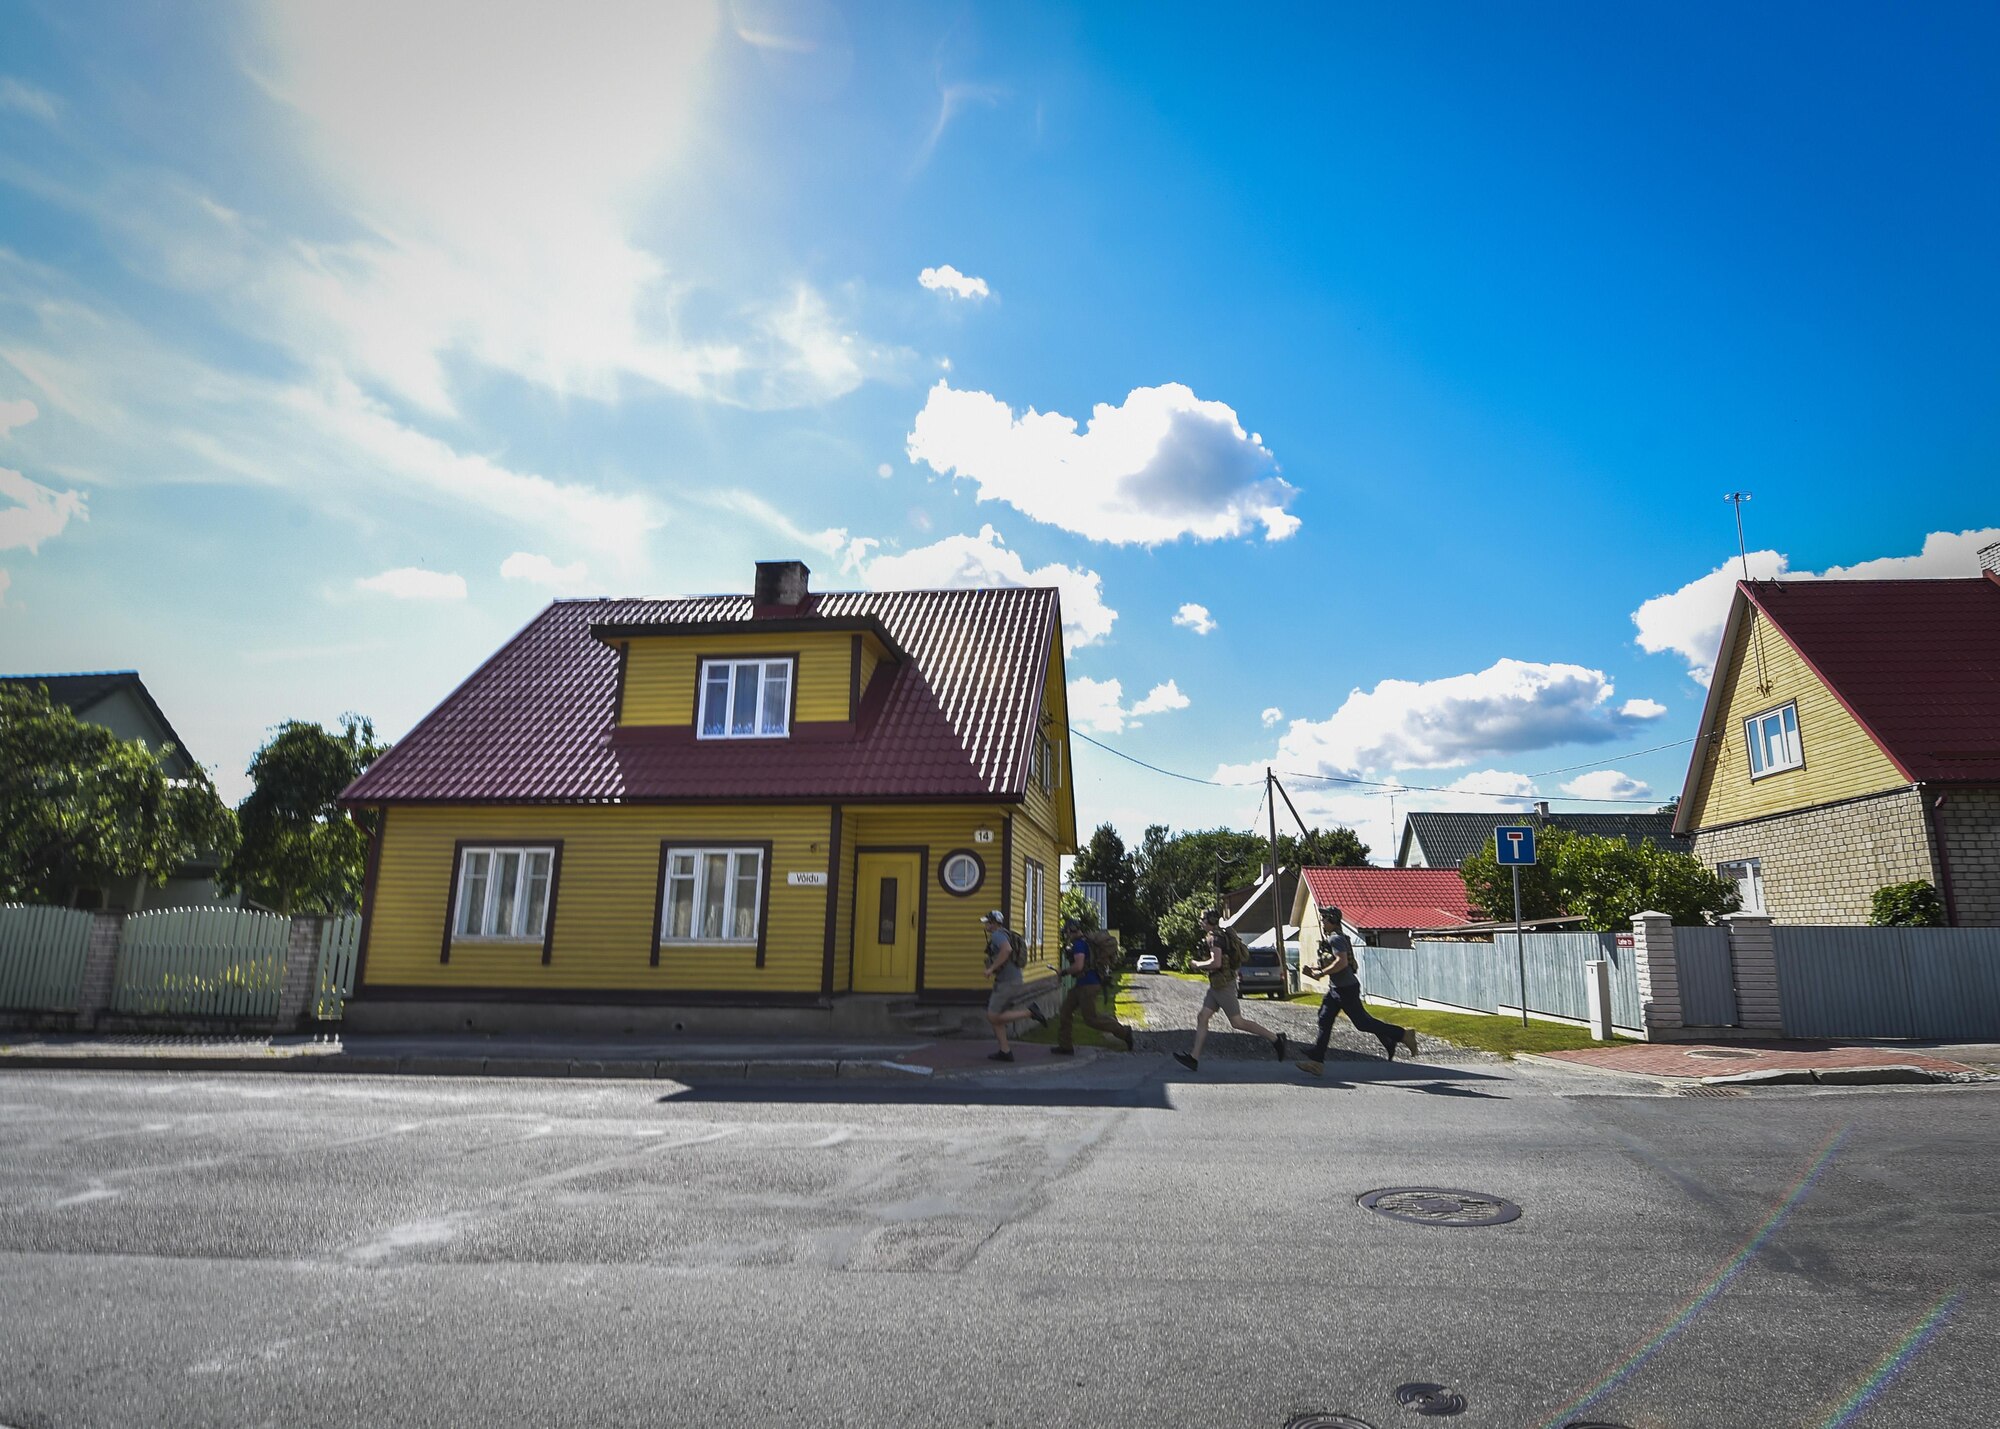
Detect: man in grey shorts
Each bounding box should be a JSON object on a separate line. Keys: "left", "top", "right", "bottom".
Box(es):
{"left": 1172, "top": 908, "right": 1286, "bottom": 1073}
{"left": 981, "top": 909, "right": 1045, "bottom": 1062}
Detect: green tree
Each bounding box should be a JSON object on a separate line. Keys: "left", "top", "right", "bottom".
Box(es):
{"left": 1870, "top": 880, "right": 1945, "bottom": 927}
{"left": 0, "top": 684, "right": 238, "bottom": 904}
{"left": 222, "top": 715, "right": 389, "bottom": 914}
{"left": 1277, "top": 825, "right": 1370, "bottom": 869}
{"left": 1057, "top": 886, "right": 1101, "bottom": 931}
{"left": 1462, "top": 826, "right": 1738, "bottom": 929}
{"left": 1132, "top": 826, "right": 1264, "bottom": 950}
{"left": 1069, "top": 822, "right": 1138, "bottom": 940}
{"left": 1156, "top": 891, "right": 1209, "bottom": 971}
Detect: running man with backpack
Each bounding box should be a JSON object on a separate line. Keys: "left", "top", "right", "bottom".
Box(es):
{"left": 1295, "top": 905, "right": 1418, "bottom": 1076}
{"left": 1173, "top": 908, "right": 1286, "bottom": 1073}
{"left": 1054, "top": 918, "right": 1136, "bottom": 1056}
{"left": 981, "top": 909, "right": 1046, "bottom": 1062}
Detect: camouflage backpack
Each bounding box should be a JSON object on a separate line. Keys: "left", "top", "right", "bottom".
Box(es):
{"left": 1083, "top": 928, "right": 1120, "bottom": 981}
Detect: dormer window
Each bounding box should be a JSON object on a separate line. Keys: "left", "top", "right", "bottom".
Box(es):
{"left": 699, "top": 658, "right": 793, "bottom": 739}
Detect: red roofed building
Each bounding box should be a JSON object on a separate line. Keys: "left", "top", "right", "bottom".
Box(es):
{"left": 340, "top": 560, "right": 1078, "bottom": 1030}
{"left": 1287, "top": 868, "right": 1474, "bottom": 977}
{"left": 1674, "top": 548, "right": 2000, "bottom": 925}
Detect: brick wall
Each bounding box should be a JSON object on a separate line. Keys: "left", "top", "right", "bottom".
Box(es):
{"left": 1936, "top": 787, "right": 2000, "bottom": 927}
{"left": 1692, "top": 787, "right": 1939, "bottom": 925}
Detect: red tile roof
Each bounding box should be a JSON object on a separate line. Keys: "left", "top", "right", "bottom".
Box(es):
{"left": 1745, "top": 575, "right": 2000, "bottom": 784}
{"left": 341, "top": 587, "right": 1060, "bottom": 804}
{"left": 1300, "top": 867, "right": 1473, "bottom": 932}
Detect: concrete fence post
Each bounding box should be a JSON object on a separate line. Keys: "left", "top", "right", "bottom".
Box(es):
{"left": 1722, "top": 912, "right": 1783, "bottom": 1035}
{"left": 1630, "top": 911, "right": 1681, "bottom": 1041}
{"left": 1582, "top": 958, "right": 1614, "bottom": 1041}
{"left": 74, "top": 912, "right": 126, "bottom": 1030}
{"left": 277, "top": 915, "right": 325, "bottom": 1030}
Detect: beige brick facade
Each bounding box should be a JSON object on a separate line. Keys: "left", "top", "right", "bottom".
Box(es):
{"left": 1936, "top": 787, "right": 2000, "bottom": 926}
{"left": 1691, "top": 787, "right": 1941, "bottom": 925}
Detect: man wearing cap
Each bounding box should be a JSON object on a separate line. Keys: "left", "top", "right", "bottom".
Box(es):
{"left": 1055, "top": 917, "right": 1135, "bottom": 1056}
{"left": 981, "top": 909, "right": 1045, "bottom": 1062}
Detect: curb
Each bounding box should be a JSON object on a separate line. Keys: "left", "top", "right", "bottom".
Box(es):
{"left": 1518, "top": 1052, "right": 1984, "bottom": 1091}
{"left": 0, "top": 1052, "right": 938, "bottom": 1083}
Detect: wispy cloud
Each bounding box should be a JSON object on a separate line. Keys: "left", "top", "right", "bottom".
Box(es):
{"left": 0, "top": 466, "right": 86, "bottom": 552}
{"left": 914, "top": 79, "right": 1006, "bottom": 172}
{"left": 0, "top": 78, "right": 59, "bottom": 124}
{"left": 919, "top": 264, "right": 990, "bottom": 300}
{"left": 355, "top": 567, "right": 466, "bottom": 600}
{"left": 501, "top": 552, "right": 590, "bottom": 592}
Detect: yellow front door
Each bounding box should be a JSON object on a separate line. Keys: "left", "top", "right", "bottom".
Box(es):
{"left": 853, "top": 852, "right": 921, "bottom": 992}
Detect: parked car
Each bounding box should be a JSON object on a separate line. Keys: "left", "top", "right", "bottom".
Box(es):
{"left": 1237, "top": 945, "right": 1288, "bottom": 998}
{"left": 1135, "top": 953, "right": 1161, "bottom": 975}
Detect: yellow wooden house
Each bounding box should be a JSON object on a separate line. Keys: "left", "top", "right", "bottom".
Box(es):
{"left": 340, "top": 561, "right": 1078, "bottom": 1031}
{"left": 1673, "top": 566, "right": 2000, "bottom": 925}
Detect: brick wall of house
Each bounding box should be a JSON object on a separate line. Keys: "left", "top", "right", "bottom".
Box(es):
{"left": 1691, "top": 786, "right": 1940, "bottom": 925}
{"left": 1936, "top": 787, "right": 2000, "bottom": 927}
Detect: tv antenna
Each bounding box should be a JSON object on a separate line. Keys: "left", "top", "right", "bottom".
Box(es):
{"left": 1724, "top": 491, "right": 1770, "bottom": 691}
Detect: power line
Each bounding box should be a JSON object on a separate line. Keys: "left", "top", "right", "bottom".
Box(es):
{"left": 1528, "top": 737, "right": 1695, "bottom": 778}
{"left": 1071, "top": 728, "right": 1665, "bottom": 805}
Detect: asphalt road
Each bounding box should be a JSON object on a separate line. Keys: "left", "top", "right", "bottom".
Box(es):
{"left": 1, "top": 1043, "right": 1995, "bottom": 1429}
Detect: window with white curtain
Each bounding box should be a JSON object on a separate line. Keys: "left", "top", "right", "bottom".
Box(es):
{"left": 454, "top": 846, "right": 556, "bottom": 940}
{"left": 698, "top": 659, "right": 793, "bottom": 739}
{"left": 1023, "top": 857, "right": 1046, "bottom": 955}
{"left": 661, "top": 847, "right": 765, "bottom": 942}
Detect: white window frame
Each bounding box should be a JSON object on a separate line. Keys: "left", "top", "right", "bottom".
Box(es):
{"left": 697, "top": 658, "right": 794, "bottom": 740}
{"left": 1718, "top": 857, "right": 1765, "bottom": 914}
{"left": 453, "top": 845, "right": 556, "bottom": 941}
{"left": 660, "top": 845, "right": 766, "bottom": 945}
{"left": 1744, "top": 702, "right": 1803, "bottom": 779}
{"left": 1022, "top": 857, "right": 1046, "bottom": 955}
{"left": 939, "top": 850, "right": 984, "bottom": 896}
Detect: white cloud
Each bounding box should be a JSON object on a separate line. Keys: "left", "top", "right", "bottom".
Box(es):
{"left": 1222, "top": 659, "right": 1633, "bottom": 783}
{"left": 501, "top": 551, "right": 590, "bottom": 591}
{"left": 0, "top": 466, "right": 86, "bottom": 552}
{"left": 1067, "top": 675, "right": 1128, "bottom": 734}
{"left": 0, "top": 397, "right": 37, "bottom": 436}
{"left": 876, "top": 463, "right": 893, "bottom": 478}
{"left": 1562, "top": 770, "right": 1653, "bottom": 801}
{"left": 1065, "top": 675, "right": 1189, "bottom": 734}
{"left": 1446, "top": 770, "right": 1541, "bottom": 805}
{"left": 1130, "top": 679, "right": 1190, "bottom": 717}
{"left": 857, "top": 525, "right": 1116, "bottom": 652}
{"left": 918, "top": 265, "right": 990, "bottom": 300}
{"left": 0, "top": 78, "right": 59, "bottom": 123}
{"left": 1261, "top": 707, "right": 1283, "bottom": 728}
{"left": 356, "top": 567, "right": 466, "bottom": 600}
{"left": 906, "top": 380, "right": 1299, "bottom": 545}
{"left": 0, "top": 568, "right": 9, "bottom": 604}
{"left": 1620, "top": 697, "right": 1668, "bottom": 720}
{"left": 1173, "top": 602, "right": 1217, "bottom": 635}
{"left": 1634, "top": 528, "right": 2000, "bottom": 684}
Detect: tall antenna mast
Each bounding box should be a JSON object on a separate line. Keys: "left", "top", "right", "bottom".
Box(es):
{"left": 1724, "top": 491, "right": 1770, "bottom": 692}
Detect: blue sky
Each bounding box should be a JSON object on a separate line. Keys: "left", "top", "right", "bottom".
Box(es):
{"left": 1, "top": 0, "right": 1995, "bottom": 857}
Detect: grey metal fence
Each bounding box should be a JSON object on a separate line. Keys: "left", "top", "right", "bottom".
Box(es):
{"left": 1773, "top": 926, "right": 2000, "bottom": 1039}
{"left": 1678, "top": 925, "right": 1738, "bottom": 1026}
{"left": 1360, "top": 931, "right": 1641, "bottom": 1032}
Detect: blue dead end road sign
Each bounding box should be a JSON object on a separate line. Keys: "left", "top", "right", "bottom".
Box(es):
{"left": 1496, "top": 826, "right": 1537, "bottom": 865}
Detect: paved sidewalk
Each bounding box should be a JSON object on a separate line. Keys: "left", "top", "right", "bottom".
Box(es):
{"left": 1533, "top": 1038, "right": 1994, "bottom": 1084}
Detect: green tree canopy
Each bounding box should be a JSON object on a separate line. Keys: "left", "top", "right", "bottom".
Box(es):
{"left": 1069, "top": 822, "right": 1138, "bottom": 939}
{"left": 1057, "top": 886, "right": 1102, "bottom": 931}
{"left": 1278, "top": 825, "right": 1371, "bottom": 869}
{"left": 222, "top": 715, "right": 388, "bottom": 914}
{"left": 1155, "top": 891, "right": 1210, "bottom": 970}
{"left": 1461, "top": 826, "right": 1739, "bottom": 930}
{"left": 0, "top": 684, "right": 238, "bottom": 904}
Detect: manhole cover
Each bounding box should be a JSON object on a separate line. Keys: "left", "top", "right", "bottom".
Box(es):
{"left": 1395, "top": 1382, "right": 1467, "bottom": 1416}
{"left": 1679, "top": 1084, "right": 1746, "bottom": 1097}
{"left": 1686, "top": 1048, "right": 1755, "bottom": 1060}
{"left": 1284, "top": 1416, "right": 1377, "bottom": 1429}
{"left": 1563, "top": 1422, "right": 1635, "bottom": 1428}
{"left": 1359, "top": 1187, "right": 1521, "bottom": 1227}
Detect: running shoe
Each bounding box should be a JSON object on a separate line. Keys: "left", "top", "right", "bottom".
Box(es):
{"left": 1173, "top": 1052, "right": 1199, "bottom": 1072}
{"left": 988, "top": 1050, "right": 1014, "bottom": 1062}
{"left": 1273, "top": 1032, "right": 1288, "bottom": 1062}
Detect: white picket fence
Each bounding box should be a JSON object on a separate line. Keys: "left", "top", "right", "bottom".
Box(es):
{"left": 315, "top": 914, "right": 362, "bottom": 1021}
{"left": 0, "top": 904, "right": 96, "bottom": 1012}
{"left": 112, "top": 907, "right": 292, "bottom": 1019}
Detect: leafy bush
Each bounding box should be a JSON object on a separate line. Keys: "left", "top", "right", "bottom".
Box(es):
{"left": 1870, "top": 880, "right": 1945, "bottom": 927}
{"left": 1461, "top": 827, "right": 1740, "bottom": 930}
{"left": 1057, "top": 887, "right": 1101, "bottom": 931}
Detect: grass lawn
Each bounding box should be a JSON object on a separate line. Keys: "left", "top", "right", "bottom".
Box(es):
{"left": 1364, "top": 1003, "right": 1628, "bottom": 1056}
{"left": 1017, "top": 977, "right": 1147, "bottom": 1049}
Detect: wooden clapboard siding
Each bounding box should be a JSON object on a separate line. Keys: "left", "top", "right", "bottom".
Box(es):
{"left": 829, "top": 805, "right": 855, "bottom": 993}
{"left": 365, "top": 805, "right": 835, "bottom": 992}
{"left": 844, "top": 805, "right": 1016, "bottom": 990}
{"left": 1010, "top": 812, "right": 1061, "bottom": 974}
{"left": 1689, "top": 609, "right": 1907, "bottom": 830}
{"left": 619, "top": 632, "right": 852, "bottom": 726}
{"left": 856, "top": 633, "right": 888, "bottom": 705}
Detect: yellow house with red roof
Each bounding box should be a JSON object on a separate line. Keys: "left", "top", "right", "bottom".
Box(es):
{"left": 340, "top": 561, "right": 1077, "bottom": 1032}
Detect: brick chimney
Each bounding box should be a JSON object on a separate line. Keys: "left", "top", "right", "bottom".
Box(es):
{"left": 753, "top": 560, "right": 812, "bottom": 615}
{"left": 1979, "top": 540, "right": 2000, "bottom": 578}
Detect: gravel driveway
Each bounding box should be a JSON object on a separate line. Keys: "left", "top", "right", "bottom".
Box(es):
{"left": 1123, "top": 971, "right": 1464, "bottom": 1063}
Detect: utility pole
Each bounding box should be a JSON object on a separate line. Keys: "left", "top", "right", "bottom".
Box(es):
{"left": 1266, "top": 768, "right": 1289, "bottom": 994}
